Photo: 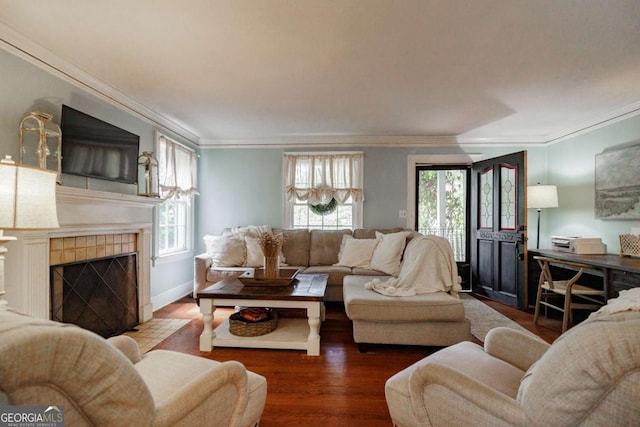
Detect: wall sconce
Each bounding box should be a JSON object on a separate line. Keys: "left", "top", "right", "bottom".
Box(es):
{"left": 527, "top": 184, "right": 559, "bottom": 249}
{"left": 19, "top": 111, "right": 62, "bottom": 184}
{"left": 138, "top": 151, "right": 159, "bottom": 197}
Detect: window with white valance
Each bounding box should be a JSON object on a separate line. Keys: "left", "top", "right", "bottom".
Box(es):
{"left": 284, "top": 152, "right": 364, "bottom": 204}
{"left": 155, "top": 133, "right": 198, "bottom": 258}
{"left": 158, "top": 134, "right": 199, "bottom": 199}
{"left": 284, "top": 152, "right": 364, "bottom": 229}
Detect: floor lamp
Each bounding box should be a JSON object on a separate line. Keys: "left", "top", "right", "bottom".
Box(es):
{"left": 527, "top": 184, "right": 558, "bottom": 249}
{"left": 0, "top": 156, "right": 59, "bottom": 308}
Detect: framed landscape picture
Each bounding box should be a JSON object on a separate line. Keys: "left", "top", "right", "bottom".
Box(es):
{"left": 595, "top": 143, "right": 640, "bottom": 219}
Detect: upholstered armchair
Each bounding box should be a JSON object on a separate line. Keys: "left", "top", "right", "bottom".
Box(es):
{"left": 0, "top": 309, "right": 267, "bottom": 427}
{"left": 385, "top": 309, "right": 640, "bottom": 426}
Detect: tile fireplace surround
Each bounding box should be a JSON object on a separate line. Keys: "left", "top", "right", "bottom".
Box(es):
{"left": 4, "top": 186, "right": 160, "bottom": 323}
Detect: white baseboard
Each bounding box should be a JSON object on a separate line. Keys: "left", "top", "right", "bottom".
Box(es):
{"left": 151, "top": 280, "right": 193, "bottom": 313}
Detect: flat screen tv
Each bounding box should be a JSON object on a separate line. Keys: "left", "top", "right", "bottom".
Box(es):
{"left": 61, "top": 105, "right": 140, "bottom": 184}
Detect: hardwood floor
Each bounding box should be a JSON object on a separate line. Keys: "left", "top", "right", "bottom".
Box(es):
{"left": 152, "top": 295, "right": 563, "bottom": 427}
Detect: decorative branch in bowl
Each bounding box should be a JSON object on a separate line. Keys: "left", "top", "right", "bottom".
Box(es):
{"left": 258, "top": 232, "right": 286, "bottom": 277}
{"left": 258, "top": 232, "right": 286, "bottom": 257}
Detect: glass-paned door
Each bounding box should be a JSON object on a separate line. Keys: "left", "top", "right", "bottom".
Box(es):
{"left": 470, "top": 151, "right": 527, "bottom": 308}
{"left": 416, "top": 165, "right": 470, "bottom": 290}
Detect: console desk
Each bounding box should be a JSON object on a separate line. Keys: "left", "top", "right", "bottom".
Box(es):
{"left": 527, "top": 249, "right": 640, "bottom": 307}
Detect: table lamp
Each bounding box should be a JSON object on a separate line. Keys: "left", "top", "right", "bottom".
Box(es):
{"left": 0, "top": 155, "right": 59, "bottom": 308}
{"left": 527, "top": 184, "right": 558, "bottom": 249}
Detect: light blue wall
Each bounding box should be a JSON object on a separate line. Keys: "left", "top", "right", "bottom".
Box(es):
{"left": 0, "top": 48, "right": 195, "bottom": 301}
{"left": 196, "top": 145, "right": 548, "bottom": 253}
{"left": 547, "top": 116, "right": 640, "bottom": 253}
{"left": 196, "top": 148, "right": 285, "bottom": 239}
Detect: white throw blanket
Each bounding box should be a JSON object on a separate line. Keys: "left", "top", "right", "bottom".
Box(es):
{"left": 589, "top": 287, "right": 640, "bottom": 319}
{"left": 365, "top": 235, "right": 462, "bottom": 297}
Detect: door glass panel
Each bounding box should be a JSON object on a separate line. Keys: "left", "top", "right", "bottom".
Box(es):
{"left": 479, "top": 168, "right": 493, "bottom": 229}
{"left": 500, "top": 166, "right": 516, "bottom": 230}
{"left": 416, "top": 168, "right": 467, "bottom": 261}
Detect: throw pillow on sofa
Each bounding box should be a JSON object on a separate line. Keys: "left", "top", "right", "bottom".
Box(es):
{"left": 203, "top": 234, "right": 246, "bottom": 267}
{"left": 334, "top": 235, "right": 379, "bottom": 268}
{"left": 370, "top": 231, "right": 410, "bottom": 276}
{"left": 244, "top": 236, "right": 264, "bottom": 267}
{"left": 221, "top": 224, "right": 272, "bottom": 266}
{"left": 243, "top": 234, "right": 287, "bottom": 267}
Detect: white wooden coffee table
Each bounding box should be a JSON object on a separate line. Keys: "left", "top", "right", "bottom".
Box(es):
{"left": 197, "top": 272, "right": 328, "bottom": 356}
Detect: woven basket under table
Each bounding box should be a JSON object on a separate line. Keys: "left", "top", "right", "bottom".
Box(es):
{"left": 229, "top": 310, "right": 278, "bottom": 337}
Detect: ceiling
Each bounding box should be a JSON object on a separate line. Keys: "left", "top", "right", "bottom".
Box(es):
{"left": 1, "top": 0, "right": 640, "bottom": 148}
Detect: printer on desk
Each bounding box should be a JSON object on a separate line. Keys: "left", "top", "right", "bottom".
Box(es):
{"left": 551, "top": 236, "right": 607, "bottom": 254}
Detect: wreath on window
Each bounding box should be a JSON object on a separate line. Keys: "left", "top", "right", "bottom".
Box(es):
{"left": 309, "top": 197, "right": 338, "bottom": 216}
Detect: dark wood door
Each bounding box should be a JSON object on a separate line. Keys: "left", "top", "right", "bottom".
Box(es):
{"left": 471, "top": 151, "right": 528, "bottom": 308}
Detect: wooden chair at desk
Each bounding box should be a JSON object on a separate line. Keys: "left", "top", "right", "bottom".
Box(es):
{"left": 533, "top": 256, "right": 606, "bottom": 332}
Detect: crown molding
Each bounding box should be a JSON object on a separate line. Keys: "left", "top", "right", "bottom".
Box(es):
{"left": 0, "top": 22, "right": 200, "bottom": 145}
{"left": 199, "top": 135, "right": 453, "bottom": 148}
{"left": 198, "top": 134, "right": 553, "bottom": 149}
{"left": 544, "top": 100, "right": 640, "bottom": 145}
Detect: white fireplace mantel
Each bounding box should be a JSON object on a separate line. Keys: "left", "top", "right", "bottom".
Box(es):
{"left": 4, "top": 186, "right": 160, "bottom": 322}
{"left": 56, "top": 186, "right": 163, "bottom": 208}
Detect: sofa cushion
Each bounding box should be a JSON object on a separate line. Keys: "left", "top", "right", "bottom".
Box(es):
{"left": 335, "top": 235, "right": 379, "bottom": 268}
{"left": 352, "top": 228, "right": 405, "bottom": 239}
{"left": 351, "top": 267, "right": 388, "bottom": 276}
{"left": 309, "top": 229, "right": 352, "bottom": 266}
{"left": 370, "top": 231, "right": 411, "bottom": 276}
{"left": 203, "top": 235, "right": 246, "bottom": 267}
{"left": 303, "top": 265, "right": 352, "bottom": 286}
{"left": 343, "top": 275, "right": 465, "bottom": 322}
{"left": 274, "top": 228, "right": 310, "bottom": 266}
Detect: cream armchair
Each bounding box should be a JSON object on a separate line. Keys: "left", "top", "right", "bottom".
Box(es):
{"left": 385, "top": 310, "right": 640, "bottom": 426}
{"left": 0, "top": 309, "right": 267, "bottom": 427}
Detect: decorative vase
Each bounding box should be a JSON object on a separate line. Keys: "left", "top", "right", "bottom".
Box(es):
{"left": 259, "top": 232, "right": 285, "bottom": 278}
{"left": 263, "top": 256, "right": 280, "bottom": 278}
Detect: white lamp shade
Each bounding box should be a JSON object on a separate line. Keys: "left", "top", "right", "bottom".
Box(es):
{"left": 0, "top": 162, "right": 59, "bottom": 229}
{"left": 527, "top": 185, "right": 559, "bottom": 209}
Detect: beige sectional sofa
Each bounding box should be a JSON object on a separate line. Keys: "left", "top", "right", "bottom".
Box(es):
{"left": 194, "top": 226, "right": 470, "bottom": 348}
{"left": 194, "top": 227, "right": 415, "bottom": 302}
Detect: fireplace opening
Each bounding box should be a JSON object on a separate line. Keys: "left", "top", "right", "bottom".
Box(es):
{"left": 50, "top": 253, "right": 139, "bottom": 338}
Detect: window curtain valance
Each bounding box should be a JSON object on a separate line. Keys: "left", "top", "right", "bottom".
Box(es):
{"left": 284, "top": 152, "right": 364, "bottom": 205}
{"left": 158, "top": 134, "right": 199, "bottom": 199}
